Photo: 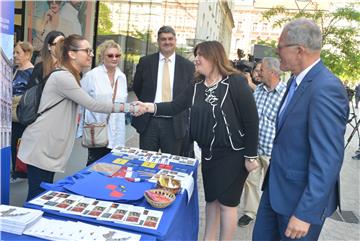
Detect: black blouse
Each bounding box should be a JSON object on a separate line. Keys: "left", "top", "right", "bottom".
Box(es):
{"left": 155, "top": 74, "right": 259, "bottom": 158}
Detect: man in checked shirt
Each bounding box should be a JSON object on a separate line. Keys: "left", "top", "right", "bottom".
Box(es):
{"left": 238, "top": 57, "right": 287, "bottom": 227}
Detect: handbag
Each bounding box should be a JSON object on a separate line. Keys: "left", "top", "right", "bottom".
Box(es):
{"left": 81, "top": 78, "right": 118, "bottom": 148}
{"left": 12, "top": 69, "right": 21, "bottom": 122}
{"left": 15, "top": 139, "right": 27, "bottom": 173}
{"left": 12, "top": 95, "right": 22, "bottom": 122}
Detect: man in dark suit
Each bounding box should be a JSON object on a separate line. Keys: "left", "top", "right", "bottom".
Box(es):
{"left": 253, "top": 18, "right": 349, "bottom": 241}
{"left": 132, "top": 26, "right": 195, "bottom": 155}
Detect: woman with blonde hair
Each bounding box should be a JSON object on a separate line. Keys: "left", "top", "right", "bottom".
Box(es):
{"left": 136, "top": 41, "right": 259, "bottom": 240}
{"left": 11, "top": 41, "right": 34, "bottom": 183}
{"left": 18, "top": 35, "right": 134, "bottom": 200}
{"left": 77, "top": 39, "right": 128, "bottom": 166}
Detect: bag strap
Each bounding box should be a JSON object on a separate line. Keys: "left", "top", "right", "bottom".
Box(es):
{"left": 104, "top": 77, "right": 119, "bottom": 123}
{"left": 38, "top": 68, "right": 66, "bottom": 116}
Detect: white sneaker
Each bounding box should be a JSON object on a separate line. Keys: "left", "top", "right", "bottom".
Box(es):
{"left": 10, "top": 177, "right": 26, "bottom": 184}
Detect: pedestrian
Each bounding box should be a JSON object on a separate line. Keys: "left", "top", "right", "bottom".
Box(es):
{"left": 355, "top": 83, "right": 360, "bottom": 108}
{"left": 135, "top": 41, "right": 259, "bottom": 241}
{"left": 238, "top": 57, "right": 286, "bottom": 227}
{"left": 252, "top": 18, "right": 349, "bottom": 241}
{"left": 11, "top": 41, "right": 34, "bottom": 183}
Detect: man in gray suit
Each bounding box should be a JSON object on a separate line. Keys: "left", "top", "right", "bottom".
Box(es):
{"left": 132, "top": 26, "right": 194, "bottom": 155}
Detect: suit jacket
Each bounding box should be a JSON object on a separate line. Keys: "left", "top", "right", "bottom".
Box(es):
{"left": 132, "top": 52, "right": 195, "bottom": 139}
{"left": 264, "top": 60, "right": 349, "bottom": 225}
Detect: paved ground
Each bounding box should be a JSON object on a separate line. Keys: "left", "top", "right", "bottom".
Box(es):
{"left": 9, "top": 98, "right": 360, "bottom": 240}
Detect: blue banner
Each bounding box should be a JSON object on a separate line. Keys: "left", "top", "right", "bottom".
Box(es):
{"left": 0, "top": 1, "right": 14, "bottom": 34}
{"left": 0, "top": 0, "right": 14, "bottom": 204}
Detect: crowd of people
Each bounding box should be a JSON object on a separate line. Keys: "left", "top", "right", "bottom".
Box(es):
{"left": 11, "top": 18, "right": 350, "bottom": 241}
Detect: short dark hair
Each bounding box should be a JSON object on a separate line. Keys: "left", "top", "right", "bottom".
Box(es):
{"left": 157, "top": 26, "right": 176, "bottom": 39}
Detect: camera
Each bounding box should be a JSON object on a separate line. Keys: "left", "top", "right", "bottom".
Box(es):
{"left": 233, "top": 60, "right": 254, "bottom": 74}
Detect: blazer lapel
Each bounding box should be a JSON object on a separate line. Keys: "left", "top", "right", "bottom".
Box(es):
{"left": 275, "top": 61, "right": 324, "bottom": 135}
{"left": 277, "top": 79, "right": 311, "bottom": 130}
{"left": 151, "top": 53, "right": 159, "bottom": 93}
{"left": 173, "top": 55, "right": 182, "bottom": 96}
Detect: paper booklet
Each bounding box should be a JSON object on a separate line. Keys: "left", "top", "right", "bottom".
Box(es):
{"left": 24, "top": 217, "right": 142, "bottom": 241}
{"left": 0, "top": 204, "right": 43, "bottom": 235}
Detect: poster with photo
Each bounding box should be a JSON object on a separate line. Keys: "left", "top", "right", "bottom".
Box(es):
{"left": 24, "top": 1, "right": 96, "bottom": 61}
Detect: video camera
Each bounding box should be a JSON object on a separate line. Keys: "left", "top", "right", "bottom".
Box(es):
{"left": 233, "top": 60, "right": 254, "bottom": 74}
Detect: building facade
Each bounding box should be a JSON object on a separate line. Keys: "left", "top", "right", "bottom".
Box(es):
{"left": 229, "top": 0, "right": 358, "bottom": 60}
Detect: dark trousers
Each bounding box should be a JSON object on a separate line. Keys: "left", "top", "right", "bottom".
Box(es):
{"left": 140, "top": 117, "right": 183, "bottom": 155}
{"left": 253, "top": 187, "right": 323, "bottom": 241}
{"left": 26, "top": 164, "right": 55, "bottom": 201}
{"left": 11, "top": 122, "right": 27, "bottom": 178}
{"left": 87, "top": 147, "right": 112, "bottom": 166}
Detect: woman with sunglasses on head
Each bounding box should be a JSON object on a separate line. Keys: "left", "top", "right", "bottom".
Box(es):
{"left": 28, "top": 31, "right": 65, "bottom": 89}
{"left": 77, "top": 40, "right": 128, "bottom": 166}
{"left": 17, "top": 35, "right": 135, "bottom": 201}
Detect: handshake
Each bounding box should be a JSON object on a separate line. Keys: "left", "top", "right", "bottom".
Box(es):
{"left": 116, "top": 101, "right": 155, "bottom": 116}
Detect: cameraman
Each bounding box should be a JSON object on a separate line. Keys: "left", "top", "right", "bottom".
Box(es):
{"left": 247, "top": 61, "right": 262, "bottom": 91}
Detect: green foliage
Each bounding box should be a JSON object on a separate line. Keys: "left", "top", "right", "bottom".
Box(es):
{"left": 98, "top": 2, "right": 114, "bottom": 35}
{"left": 260, "top": 3, "right": 360, "bottom": 82}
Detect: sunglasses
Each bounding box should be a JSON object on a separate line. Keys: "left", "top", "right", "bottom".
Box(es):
{"left": 107, "top": 54, "right": 121, "bottom": 58}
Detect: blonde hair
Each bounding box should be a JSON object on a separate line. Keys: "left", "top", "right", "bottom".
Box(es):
{"left": 15, "top": 41, "right": 34, "bottom": 59}
{"left": 97, "top": 40, "right": 122, "bottom": 65}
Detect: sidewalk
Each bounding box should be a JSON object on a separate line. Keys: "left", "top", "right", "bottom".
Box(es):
{"left": 9, "top": 99, "right": 360, "bottom": 240}
{"left": 125, "top": 119, "right": 360, "bottom": 241}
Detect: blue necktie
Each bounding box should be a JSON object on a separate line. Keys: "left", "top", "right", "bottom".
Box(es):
{"left": 278, "top": 76, "right": 297, "bottom": 123}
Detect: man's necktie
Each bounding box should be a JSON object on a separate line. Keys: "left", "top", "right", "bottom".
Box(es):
{"left": 162, "top": 58, "right": 171, "bottom": 102}
{"left": 278, "top": 76, "right": 297, "bottom": 123}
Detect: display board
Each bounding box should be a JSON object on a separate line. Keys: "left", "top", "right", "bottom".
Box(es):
{"left": 24, "top": 1, "right": 96, "bottom": 63}
{"left": 0, "top": 0, "right": 15, "bottom": 204}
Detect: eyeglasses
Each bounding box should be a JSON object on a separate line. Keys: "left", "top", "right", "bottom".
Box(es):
{"left": 277, "top": 44, "right": 300, "bottom": 50}
{"left": 107, "top": 54, "right": 121, "bottom": 58}
{"left": 71, "top": 48, "right": 94, "bottom": 56}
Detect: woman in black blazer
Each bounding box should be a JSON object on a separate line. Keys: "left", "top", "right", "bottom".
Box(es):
{"left": 136, "top": 41, "right": 259, "bottom": 241}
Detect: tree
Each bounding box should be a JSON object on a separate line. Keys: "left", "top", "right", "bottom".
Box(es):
{"left": 260, "top": 3, "right": 360, "bottom": 82}
{"left": 98, "top": 2, "right": 114, "bottom": 35}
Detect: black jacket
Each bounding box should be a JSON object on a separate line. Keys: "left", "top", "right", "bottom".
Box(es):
{"left": 155, "top": 74, "right": 259, "bottom": 158}
{"left": 132, "top": 52, "right": 195, "bottom": 139}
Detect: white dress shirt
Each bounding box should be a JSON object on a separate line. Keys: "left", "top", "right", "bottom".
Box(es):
{"left": 154, "top": 52, "right": 176, "bottom": 103}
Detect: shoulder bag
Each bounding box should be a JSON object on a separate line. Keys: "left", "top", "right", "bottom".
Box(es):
{"left": 81, "top": 78, "right": 118, "bottom": 148}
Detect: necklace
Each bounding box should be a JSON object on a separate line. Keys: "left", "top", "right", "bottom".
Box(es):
{"left": 204, "top": 76, "right": 222, "bottom": 87}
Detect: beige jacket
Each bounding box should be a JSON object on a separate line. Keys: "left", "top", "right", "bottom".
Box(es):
{"left": 18, "top": 70, "right": 113, "bottom": 172}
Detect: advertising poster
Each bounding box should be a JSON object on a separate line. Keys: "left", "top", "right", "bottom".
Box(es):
{"left": 25, "top": 1, "right": 96, "bottom": 61}
{"left": 0, "top": 0, "right": 14, "bottom": 204}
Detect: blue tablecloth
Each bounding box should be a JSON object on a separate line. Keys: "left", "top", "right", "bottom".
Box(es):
{"left": 24, "top": 153, "right": 199, "bottom": 241}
